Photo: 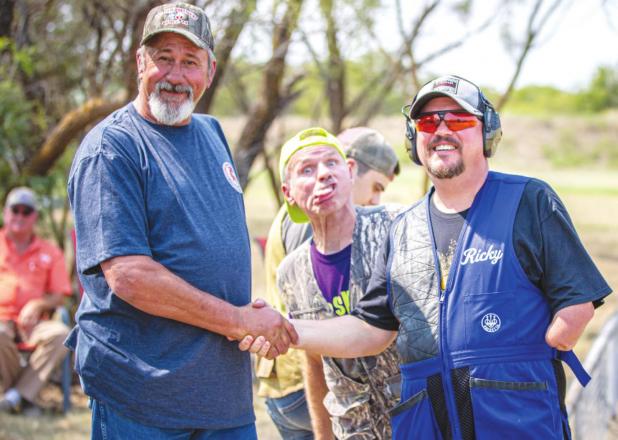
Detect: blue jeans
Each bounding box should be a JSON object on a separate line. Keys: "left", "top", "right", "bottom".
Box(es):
{"left": 265, "top": 389, "right": 313, "bottom": 440}
{"left": 90, "top": 398, "right": 257, "bottom": 440}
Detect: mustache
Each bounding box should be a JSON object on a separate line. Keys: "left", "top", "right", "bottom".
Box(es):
{"left": 429, "top": 135, "right": 461, "bottom": 149}
{"left": 155, "top": 81, "right": 193, "bottom": 96}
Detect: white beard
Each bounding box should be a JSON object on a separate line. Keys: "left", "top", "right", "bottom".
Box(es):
{"left": 148, "top": 82, "right": 195, "bottom": 126}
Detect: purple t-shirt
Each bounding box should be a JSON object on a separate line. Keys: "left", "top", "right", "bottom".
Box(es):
{"left": 310, "top": 242, "right": 352, "bottom": 316}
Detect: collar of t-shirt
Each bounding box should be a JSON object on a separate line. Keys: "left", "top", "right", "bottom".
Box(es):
{"left": 310, "top": 241, "right": 353, "bottom": 316}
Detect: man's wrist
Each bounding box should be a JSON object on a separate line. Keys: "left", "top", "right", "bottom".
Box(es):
{"left": 230, "top": 304, "right": 246, "bottom": 341}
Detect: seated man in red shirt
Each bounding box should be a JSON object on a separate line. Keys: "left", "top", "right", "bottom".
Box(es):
{"left": 0, "top": 187, "right": 72, "bottom": 414}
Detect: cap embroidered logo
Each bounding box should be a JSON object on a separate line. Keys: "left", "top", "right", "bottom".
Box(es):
{"left": 432, "top": 78, "right": 459, "bottom": 94}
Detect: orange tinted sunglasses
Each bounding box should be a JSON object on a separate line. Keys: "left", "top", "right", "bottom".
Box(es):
{"left": 415, "top": 111, "right": 480, "bottom": 134}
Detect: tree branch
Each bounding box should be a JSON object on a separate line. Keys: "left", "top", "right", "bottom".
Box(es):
{"left": 26, "top": 97, "right": 127, "bottom": 176}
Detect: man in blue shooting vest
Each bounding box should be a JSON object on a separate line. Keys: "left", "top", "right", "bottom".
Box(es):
{"left": 241, "top": 74, "right": 612, "bottom": 439}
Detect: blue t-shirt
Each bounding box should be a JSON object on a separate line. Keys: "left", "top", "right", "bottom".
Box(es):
{"left": 310, "top": 242, "right": 352, "bottom": 316}
{"left": 67, "top": 103, "right": 253, "bottom": 429}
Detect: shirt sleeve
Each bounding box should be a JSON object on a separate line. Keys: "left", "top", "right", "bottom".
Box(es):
{"left": 281, "top": 214, "right": 312, "bottom": 255}
{"left": 69, "top": 136, "right": 153, "bottom": 276}
{"left": 264, "top": 206, "right": 288, "bottom": 314}
{"left": 514, "top": 179, "right": 612, "bottom": 312}
{"left": 352, "top": 232, "right": 399, "bottom": 330}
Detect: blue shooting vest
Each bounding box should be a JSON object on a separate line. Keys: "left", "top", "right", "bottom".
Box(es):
{"left": 388, "top": 172, "right": 589, "bottom": 440}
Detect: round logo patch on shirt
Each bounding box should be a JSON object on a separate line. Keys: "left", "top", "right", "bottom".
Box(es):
{"left": 222, "top": 162, "right": 242, "bottom": 194}
{"left": 481, "top": 313, "right": 501, "bottom": 333}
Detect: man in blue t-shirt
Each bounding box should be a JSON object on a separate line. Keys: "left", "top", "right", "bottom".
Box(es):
{"left": 67, "top": 3, "right": 296, "bottom": 439}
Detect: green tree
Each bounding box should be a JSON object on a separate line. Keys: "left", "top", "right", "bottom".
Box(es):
{"left": 580, "top": 65, "right": 618, "bottom": 112}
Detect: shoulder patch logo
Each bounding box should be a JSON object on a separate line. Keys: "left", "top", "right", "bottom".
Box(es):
{"left": 222, "top": 162, "right": 242, "bottom": 194}
{"left": 481, "top": 313, "right": 501, "bottom": 333}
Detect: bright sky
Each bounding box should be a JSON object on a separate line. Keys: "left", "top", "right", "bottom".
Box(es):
{"left": 239, "top": 1, "right": 618, "bottom": 93}
{"left": 388, "top": 1, "right": 618, "bottom": 92}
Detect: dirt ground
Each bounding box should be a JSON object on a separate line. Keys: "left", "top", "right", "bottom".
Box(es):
{"left": 1, "top": 114, "right": 616, "bottom": 439}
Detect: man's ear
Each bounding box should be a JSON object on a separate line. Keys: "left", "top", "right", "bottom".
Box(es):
{"left": 206, "top": 60, "right": 217, "bottom": 88}
{"left": 281, "top": 182, "right": 295, "bottom": 205}
{"left": 347, "top": 158, "right": 357, "bottom": 179}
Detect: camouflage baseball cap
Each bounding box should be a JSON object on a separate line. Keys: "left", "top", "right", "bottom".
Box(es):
{"left": 141, "top": 3, "right": 214, "bottom": 51}
{"left": 343, "top": 129, "right": 400, "bottom": 177}
{"left": 406, "top": 74, "right": 486, "bottom": 119}
{"left": 279, "top": 127, "right": 346, "bottom": 223}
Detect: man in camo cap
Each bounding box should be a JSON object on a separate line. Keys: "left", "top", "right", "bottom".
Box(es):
{"left": 67, "top": 3, "right": 295, "bottom": 439}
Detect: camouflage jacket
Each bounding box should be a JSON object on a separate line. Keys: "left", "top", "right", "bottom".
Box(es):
{"left": 277, "top": 205, "right": 402, "bottom": 440}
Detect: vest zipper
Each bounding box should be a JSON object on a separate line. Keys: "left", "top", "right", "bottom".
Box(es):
{"left": 426, "top": 194, "right": 464, "bottom": 440}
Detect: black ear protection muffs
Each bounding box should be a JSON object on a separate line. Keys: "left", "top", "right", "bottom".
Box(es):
{"left": 402, "top": 88, "right": 502, "bottom": 166}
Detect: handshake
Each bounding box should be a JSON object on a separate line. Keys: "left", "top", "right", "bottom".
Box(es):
{"left": 230, "top": 298, "right": 298, "bottom": 360}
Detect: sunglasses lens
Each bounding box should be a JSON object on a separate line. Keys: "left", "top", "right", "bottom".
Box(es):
{"left": 415, "top": 114, "right": 439, "bottom": 133}
{"left": 444, "top": 112, "right": 478, "bottom": 131}
{"left": 415, "top": 112, "right": 478, "bottom": 133}
{"left": 11, "top": 206, "right": 34, "bottom": 216}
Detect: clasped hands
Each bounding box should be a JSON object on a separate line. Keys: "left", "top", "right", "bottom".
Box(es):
{"left": 231, "top": 299, "right": 298, "bottom": 360}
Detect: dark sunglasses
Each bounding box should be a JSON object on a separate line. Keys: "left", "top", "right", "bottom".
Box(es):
{"left": 415, "top": 110, "right": 481, "bottom": 134}
{"left": 10, "top": 205, "right": 35, "bottom": 216}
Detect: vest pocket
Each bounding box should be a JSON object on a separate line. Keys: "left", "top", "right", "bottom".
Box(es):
{"left": 469, "top": 374, "right": 560, "bottom": 439}
{"left": 462, "top": 290, "right": 549, "bottom": 350}
{"left": 389, "top": 389, "right": 443, "bottom": 440}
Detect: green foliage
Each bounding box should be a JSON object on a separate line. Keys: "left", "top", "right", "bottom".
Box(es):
{"left": 503, "top": 66, "right": 618, "bottom": 115}
{"left": 288, "top": 53, "right": 407, "bottom": 118}
{"left": 211, "top": 58, "right": 268, "bottom": 116}
{"left": 0, "top": 37, "right": 36, "bottom": 76}
{"left": 0, "top": 39, "right": 41, "bottom": 155}
{"left": 0, "top": 41, "right": 47, "bottom": 199}
{"left": 578, "top": 65, "right": 618, "bottom": 112}
{"left": 504, "top": 85, "right": 581, "bottom": 115}
{"left": 0, "top": 37, "right": 69, "bottom": 245}
{"left": 220, "top": 59, "right": 617, "bottom": 121}
{"left": 290, "top": 64, "right": 327, "bottom": 117}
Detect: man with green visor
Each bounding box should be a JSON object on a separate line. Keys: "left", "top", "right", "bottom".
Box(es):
{"left": 249, "top": 127, "right": 402, "bottom": 439}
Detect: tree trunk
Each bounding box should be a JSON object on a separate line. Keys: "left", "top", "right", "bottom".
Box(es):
{"left": 321, "top": 0, "right": 345, "bottom": 133}
{"left": 233, "top": 0, "right": 304, "bottom": 189}
{"left": 196, "top": 0, "right": 256, "bottom": 114}
{"left": 0, "top": 0, "right": 15, "bottom": 38}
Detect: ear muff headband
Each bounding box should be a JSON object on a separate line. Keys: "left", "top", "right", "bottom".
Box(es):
{"left": 480, "top": 96, "right": 502, "bottom": 158}
{"left": 401, "top": 104, "right": 422, "bottom": 165}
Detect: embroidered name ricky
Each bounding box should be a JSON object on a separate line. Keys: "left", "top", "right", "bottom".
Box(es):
{"left": 460, "top": 245, "right": 503, "bottom": 266}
